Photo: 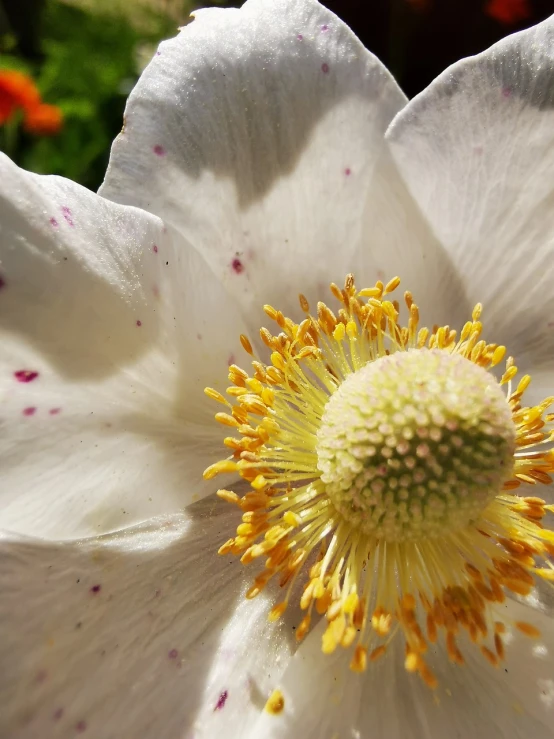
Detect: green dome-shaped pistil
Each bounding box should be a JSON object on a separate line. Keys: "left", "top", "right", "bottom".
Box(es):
{"left": 316, "top": 349, "right": 516, "bottom": 542}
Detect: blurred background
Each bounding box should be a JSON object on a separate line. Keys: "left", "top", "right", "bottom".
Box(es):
{"left": 0, "top": 0, "right": 552, "bottom": 191}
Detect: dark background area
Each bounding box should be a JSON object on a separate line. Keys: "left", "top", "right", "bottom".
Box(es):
{"left": 1, "top": 0, "right": 553, "bottom": 189}
{"left": 324, "top": 0, "right": 554, "bottom": 98}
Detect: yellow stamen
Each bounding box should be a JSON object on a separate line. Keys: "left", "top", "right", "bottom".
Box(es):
{"left": 204, "top": 274, "right": 554, "bottom": 689}
{"left": 265, "top": 689, "right": 285, "bottom": 715}
{"left": 515, "top": 621, "right": 541, "bottom": 638}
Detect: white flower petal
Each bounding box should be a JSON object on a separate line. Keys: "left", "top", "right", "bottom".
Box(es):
{"left": 0, "top": 498, "right": 294, "bottom": 739}
{"left": 0, "top": 155, "right": 246, "bottom": 539}
{"left": 0, "top": 153, "right": 162, "bottom": 379}
{"left": 387, "top": 16, "right": 554, "bottom": 370}
{"left": 243, "top": 619, "right": 362, "bottom": 739}
{"left": 99, "top": 0, "right": 464, "bottom": 328}
{"left": 247, "top": 600, "right": 554, "bottom": 739}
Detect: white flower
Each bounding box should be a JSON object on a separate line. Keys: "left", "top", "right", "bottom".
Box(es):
{"left": 1, "top": 1, "right": 554, "bottom": 737}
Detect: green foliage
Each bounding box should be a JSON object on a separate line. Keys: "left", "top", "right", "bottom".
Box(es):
{"left": 0, "top": 0, "right": 176, "bottom": 190}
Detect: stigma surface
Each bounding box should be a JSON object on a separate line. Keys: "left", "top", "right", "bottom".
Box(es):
{"left": 204, "top": 275, "right": 554, "bottom": 687}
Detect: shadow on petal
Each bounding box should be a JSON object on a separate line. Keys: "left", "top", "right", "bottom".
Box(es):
{"left": 0, "top": 495, "right": 297, "bottom": 739}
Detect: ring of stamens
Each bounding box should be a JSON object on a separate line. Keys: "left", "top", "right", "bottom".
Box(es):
{"left": 204, "top": 274, "right": 554, "bottom": 688}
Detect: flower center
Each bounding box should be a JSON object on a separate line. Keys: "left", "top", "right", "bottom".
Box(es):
{"left": 316, "top": 349, "right": 516, "bottom": 541}
{"left": 204, "top": 274, "right": 554, "bottom": 691}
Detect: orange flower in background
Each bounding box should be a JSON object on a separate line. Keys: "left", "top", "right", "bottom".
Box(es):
{"left": 0, "top": 69, "right": 63, "bottom": 136}
{"left": 0, "top": 70, "right": 40, "bottom": 124}
{"left": 23, "top": 103, "right": 64, "bottom": 136}
{"left": 485, "top": 0, "right": 532, "bottom": 25}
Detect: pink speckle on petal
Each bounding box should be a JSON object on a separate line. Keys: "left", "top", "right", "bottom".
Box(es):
{"left": 49, "top": 408, "right": 62, "bottom": 415}
{"left": 136, "top": 320, "right": 142, "bottom": 327}
{"left": 0, "top": 274, "right": 5, "bottom": 290}
{"left": 344, "top": 167, "right": 352, "bottom": 176}
{"left": 50, "top": 217, "right": 59, "bottom": 227}
{"left": 214, "top": 690, "right": 228, "bottom": 711}
{"left": 156, "top": 51, "right": 161, "bottom": 56}
{"left": 14, "top": 370, "right": 39, "bottom": 383}
{"left": 321, "top": 63, "right": 330, "bottom": 74}
{"left": 76, "top": 720, "right": 87, "bottom": 733}
{"left": 153, "top": 145, "right": 166, "bottom": 156}
{"left": 53, "top": 708, "right": 64, "bottom": 721}
{"left": 153, "top": 244, "right": 158, "bottom": 253}
{"left": 90, "top": 584, "right": 101, "bottom": 594}
{"left": 321, "top": 24, "right": 329, "bottom": 31}
{"left": 297, "top": 33, "right": 303, "bottom": 40}
{"left": 168, "top": 648, "right": 178, "bottom": 659}
{"left": 231, "top": 258, "right": 244, "bottom": 274}
{"left": 35, "top": 669, "right": 48, "bottom": 683}
{"left": 61, "top": 206, "right": 74, "bottom": 227}
{"left": 23, "top": 407, "right": 36, "bottom": 416}
{"left": 502, "top": 87, "right": 512, "bottom": 98}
